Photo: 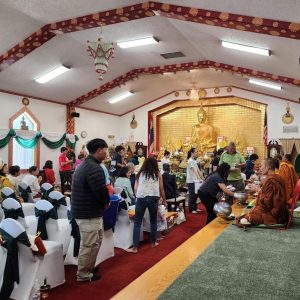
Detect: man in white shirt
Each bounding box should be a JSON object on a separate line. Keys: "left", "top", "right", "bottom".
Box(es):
{"left": 22, "top": 166, "right": 42, "bottom": 197}
{"left": 160, "top": 150, "right": 171, "bottom": 174}
{"left": 7, "top": 165, "right": 21, "bottom": 195}
{"left": 186, "top": 148, "right": 204, "bottom": 213}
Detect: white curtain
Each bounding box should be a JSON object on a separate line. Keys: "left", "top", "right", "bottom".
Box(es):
{"left": 42, "top": 132, "right": 65, "bottom": 142}
{"left": 13, "top": 139, "right": 34, "bottom": 169}
{"left": 0, "top": 129, "right": 10, "bottom": 139}
{"left": 14, "top": 130, "right": 38, "bottom": 139}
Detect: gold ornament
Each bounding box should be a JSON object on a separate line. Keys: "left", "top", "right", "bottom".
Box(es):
{"left": 282, "top": 102, "right": 294, "bottom": 124}
{"left": 130, "top": 113, "right": 138, "bottom": 129}
{"left": 198, "top": 89, "right": 207, "bottom": 98}
{"left": 22, "top": 97, "right": 30, "bottom": 106}
{"left": 214, "top": 88, "right": 220, "bottom": 94}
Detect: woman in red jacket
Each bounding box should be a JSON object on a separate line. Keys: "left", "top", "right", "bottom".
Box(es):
{"left": 43, "top": 160, "right": 56, "bottom": 185}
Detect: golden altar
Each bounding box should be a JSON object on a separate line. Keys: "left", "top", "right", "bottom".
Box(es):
{"left": 153, "top": 96, "right": 266, "bottom": 164}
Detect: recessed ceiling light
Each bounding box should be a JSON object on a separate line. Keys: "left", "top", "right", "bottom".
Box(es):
{"left": 222, "top": 41, "right": 271, "bottom": 56}
{"left": 249, "top": 79, "right": 281, "bottom": 90}
{"left": 117, "top": 37, "right": 159, "bottom": 48}
{"left": 35, "top": 65, "right": 70, "bottom": 84}
{"left": 109, "top": 91, "right": 134, "bottom": 104}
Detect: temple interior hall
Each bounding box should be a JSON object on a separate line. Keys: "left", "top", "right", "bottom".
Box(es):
{"left": 0, "top": 1, "right": 300, "bottom": 300}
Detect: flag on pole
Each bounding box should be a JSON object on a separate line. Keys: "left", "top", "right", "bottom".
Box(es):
{"left": 263, "top": 110, "right": 268, "bottom": 146}
{"left": 148, "top": 113, "right": 154, "bottom": 154}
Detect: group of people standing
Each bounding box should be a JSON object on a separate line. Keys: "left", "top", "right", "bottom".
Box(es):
{"left": 69, "top": 137, "right": 299, "bottom": 283}
{"left": 71, "top": 140, "right": 167, "bottom": 281}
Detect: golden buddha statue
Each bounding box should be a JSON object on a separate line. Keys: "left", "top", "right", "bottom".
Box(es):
{"left": 190, "top": 106, "right": 216, "bottom": 153}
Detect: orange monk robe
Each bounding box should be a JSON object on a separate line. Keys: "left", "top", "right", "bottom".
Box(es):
{"left": 278, "top": 162, "right": 299, "bottom": 207}
{"left": 246, "top": 174, "right": 289, "bottom": 225}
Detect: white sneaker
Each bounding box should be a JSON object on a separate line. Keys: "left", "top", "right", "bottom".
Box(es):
{"left": 191, "top": 210, "right": 198, "bottom": 214}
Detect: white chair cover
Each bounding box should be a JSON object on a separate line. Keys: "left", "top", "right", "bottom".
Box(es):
{"left": 35, "top": 200, "right": 71, "bottom": 255}
{"left": 64, "top": 228, "right": 114, "bottom": 266}
{"left": 41, "top": 183, "right": 53, "bottom": 191}
{"left": 113, "top": 208, "right": 143, "bottom": 249}
{"left": 0, "top": 219, "right": 39, "bottom": 300}
{"left": 21, "top": 203, "right": 35, "bottom": 217}
{"left": 35, "top": 200, "right": 53, "bottom": 212}
{"left": 36, "top": 240, "right": 65, "bottom": 288}
{"left": 48, "top": 191, "right": 68, "bottom": 219}
{"left": 2, "top": 198, "right": 37, "bottom": 235}
{"left": 1, "top": 187, "right": 15, "bottom": 198}
{"left": 0, "top": 219, "right": 65, "bottom": 297}
{"left": 2, "top": 198, "right": 21, "bottom": 210}
{"left": 18, "top": 182, "right": 34, "bottom": 203}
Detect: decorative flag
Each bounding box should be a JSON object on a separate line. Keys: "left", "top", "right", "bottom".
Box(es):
{"left": 263, "top": 110, "right": 268, "bottom": 146}
{"left": 87, "top": 38, "right": 114, "bottom": 80}
{"left": 148, "top": 113, "right": 154, "bottom": 154}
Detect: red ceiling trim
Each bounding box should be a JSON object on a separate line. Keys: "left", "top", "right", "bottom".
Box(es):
{"left": 0, "top": 25, "right": 56, "bottom": 71}
{"left": 0, "top": 88, "right": 66, "bottom": 105}
{"left": 151, "top": 2, "right": 300, "bottom": 40}
{"left": 1, "top": 1, "right": 300, "bottom": 69}
{"left": 50, "top": 2, "right": 153, "bottom": 34}
{"left": 0, "top": 2, "right": 154, "bottom": 69}
{"left": 76, "top": 106, "right": 121, "bottom": 117}
{"left": 69, "top": 60, "right": 300, "bottom": 107}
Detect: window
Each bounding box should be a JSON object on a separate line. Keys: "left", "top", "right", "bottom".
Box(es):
{"left": 9, "top": 108, "right": 40, "bottom": 170}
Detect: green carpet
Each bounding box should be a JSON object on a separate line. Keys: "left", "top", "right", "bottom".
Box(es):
{"left": 159, "top": 224, "right": 300, "bottom": 300}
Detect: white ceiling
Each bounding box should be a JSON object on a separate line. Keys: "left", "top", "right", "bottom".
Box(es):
{"left": 0, "top": 0, "right": 299, "bottom": 115}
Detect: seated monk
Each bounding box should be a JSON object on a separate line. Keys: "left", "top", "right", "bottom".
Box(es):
{"left": 278, "top": 154, "right": 299, "bottom": 207}
{"left": 239, "top": 158, "right": 289, "bottom": 226}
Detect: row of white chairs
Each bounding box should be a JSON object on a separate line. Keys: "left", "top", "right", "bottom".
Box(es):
{"left": 0, "top": 185, "right": 159, "bottom": 299}
{"left": 0, "top": 218, "right": 65, "bottom": 300}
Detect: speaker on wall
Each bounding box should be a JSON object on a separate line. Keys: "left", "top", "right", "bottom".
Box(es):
{"left": 71, "top": 112, "right": 80, "bottom": 118}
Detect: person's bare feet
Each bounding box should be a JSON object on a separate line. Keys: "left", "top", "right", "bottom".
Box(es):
{"left": 151, "top": 242, "right": 159, "bottom": 248}
{"left": 125, "top": 247, "right": 138, "bottom": 253}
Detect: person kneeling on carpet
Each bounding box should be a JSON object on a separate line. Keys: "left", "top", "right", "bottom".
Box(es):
{"left": 238, "top": 158, "right": 289, "bottom": 226}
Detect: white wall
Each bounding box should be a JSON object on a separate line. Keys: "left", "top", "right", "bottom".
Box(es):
{"left": 1, "top": 86, "right": 299, "bottom": 172}
{"left": 118, "top": 92, "right": 177, "bottom": 145}
{"left": 75, "top": 108, "right": 120, "bottom": 150}
{"left": 0, "top": 92, "right": 66, "bottom": 176}
{"left": 119, "top": 87, "right": 300, "bottom": 147}
{"left": 232, "top": 88, "right": 300, "bottom": 140}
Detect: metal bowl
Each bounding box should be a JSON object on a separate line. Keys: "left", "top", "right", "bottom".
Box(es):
{"left": 234, "top": 192, "right": 247, "bottom": 204}
{"left": 213, "top": 202, "right": 232, "bottom": 219}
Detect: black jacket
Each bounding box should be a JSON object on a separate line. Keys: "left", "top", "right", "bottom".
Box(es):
{"left": 162, "top": 172, "right": 178, "bottom": 200}
{"left": 71, "top": 155, "right": 110, "bottom": 219}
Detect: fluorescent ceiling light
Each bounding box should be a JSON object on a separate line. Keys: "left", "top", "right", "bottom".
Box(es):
{"left": 249, "top": 79, "right": 282, "bottom": 90}
{"left": 117, "top": 37, "right": 159, "bottom": 48}
{"left": 222, "top": 41, "right": 270, "bottom": 56}
{"left": 35, "top": 65, "right": 70, "bottom": 84}
{"left": 109, "top": 91, "right": 134, "bottom": 104}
